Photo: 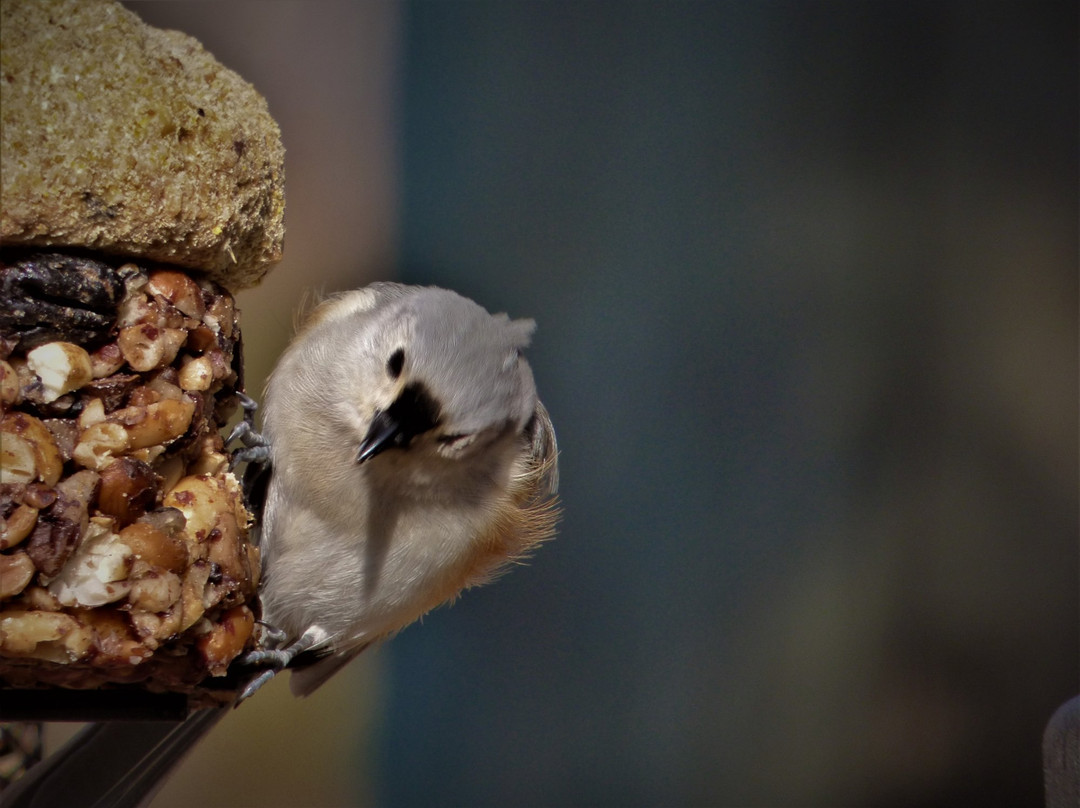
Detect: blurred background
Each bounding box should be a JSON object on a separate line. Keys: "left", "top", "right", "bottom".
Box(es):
{"left": 71, "top": 2, "right": 1077, "bottom": 805}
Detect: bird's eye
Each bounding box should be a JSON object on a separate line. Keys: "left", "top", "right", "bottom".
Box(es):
{"left": 387, "top": 348, "right": 405, "bottom": 379}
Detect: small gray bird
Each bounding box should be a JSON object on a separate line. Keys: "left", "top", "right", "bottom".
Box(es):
{"left": 246, "top": 282, "right": 560, "bottom": 696}
{"left": 2, "top": 283, "right": 559, "bottom": 808}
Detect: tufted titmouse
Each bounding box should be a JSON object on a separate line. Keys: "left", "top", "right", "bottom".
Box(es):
{"left": 2, "top": 283, "right": 559, "bottom": 808}
{"left": 241, "top": 282, "right": 560, "bottom": 696}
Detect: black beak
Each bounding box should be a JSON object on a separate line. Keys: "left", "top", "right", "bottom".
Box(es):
{"left": 356, "top": 409, "right": 403, "bottom": 464}
{"left": 356, "top": 383, "right": 440, "bottom": 464}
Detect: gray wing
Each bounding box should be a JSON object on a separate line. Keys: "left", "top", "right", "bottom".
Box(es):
{"left": 530, "top": 399, "right": 560, "bottom": 497}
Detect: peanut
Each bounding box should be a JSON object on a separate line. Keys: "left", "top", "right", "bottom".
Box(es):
{"left": 154, "top": 455, "right": 186, "bottom": 496}
{"left": 78, "top": 608, "right": 152, "bottom": 666}
{"left": 47, "top": 519, "right": 134, "bottom": 608}
{"left": 0, "top": 610, "right": 94, "bottom": 662}
{"left": 179, "top": 561, "right": 211, "bottom": 631}
{"left": 0, "top": 551, "right": 36, "bottom": 598}
{"left": 98, "top": 457, "right": 159, "bottom": 525}
{"left": 116, "top": 291, "right": 155, "bottom": 329}
{"left": 185, "top": 325, "right": 217, "bottom": 354}
{"left": 207, "top": 510, "right": 246, "bottom": 584}
{"left": 128, "top": 569, "right": 183, "bottom": 613}
{"left": 73, "top": 421, "right": 130, "bottom": 470}
{"left": 1, "top": 413, "right": 63, "bottom": 486}
{"left": 78, "top": 397, "right": 107, "bottom": 430}
{"left": 16, "top": 585, "right": 62, "bottom": 611}
{"left": 147, "top": 270, "right": 206, "bottom": 319}
{"left": 178, "top": 355, "right": 214, "bottom": 392}
{"left": 204, "top": 294, "right": 236, "bottom": 339}
{"left": 187, "top": 447, "right": 229, "bottom": 477}
{"left": 0, "top": 432, "right": 36, "bottom": 484}
{"left": 117, "top": 324, "right": 187, "bottom": 372}
{"left": 163, "top": 473, "right": 246, "bottom": 543}
{"left": 26, "top": 342, "right": 94, "bottom": 402}
{"left": 118, "top": 398, "right": 196, "bottom": 450}
{"left": 196, "top": 604, "right": 254, "bottom": 675}
{"left": 0, "top": 504, "right": 39, "bottom": 549}
{"left": 118, "top": 521, "right": 188, "bottom": 574}
{"left": 89, "top": 343, "right": 126, "bottom": 379}
{"left": 129, "top": 600, "right": 183, "bottom": 645}
{"left": 0, "top": 359, "right": 20, "bottom": 408}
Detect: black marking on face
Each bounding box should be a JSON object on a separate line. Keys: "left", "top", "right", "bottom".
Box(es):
{"left": 388, "top": 382, "right": 440, "bottom": 442}
{"left": 387, "top": 347, "right": 405, "bottom": 380}
{"left": 357, "top": 382, "right": 442, "bottom": 464}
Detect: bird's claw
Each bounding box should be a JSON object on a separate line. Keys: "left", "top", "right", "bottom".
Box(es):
{"left": 228, "top": 392, "right": 270, "bottom": 471}
{"left": 235, "top": 625, "right": 329, "bottom": 703}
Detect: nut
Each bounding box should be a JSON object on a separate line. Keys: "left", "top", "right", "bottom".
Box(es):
{"left": 186, "top": 447, "right": 229, "bottom": 477}
{"left": 128, "top": 569, "right": 183, "bottom": 614}
{"left": 117, "top": 325, "right": 187, "bottom": 372}
{"left": 78, "top": 607, "right": 153, "bottom": 667}
{"left": 196, "top": 604, "right": 254, "bottom": 675}
{"left": 20, "top": 484, "right": 58, "bottom": 511}
{"left": 90, "top": 343, "right": 126, "bottom": 379}
{"left": 1, "top": 504, "right": 39, "bottom": 549}
{"left": 0, "top": 551, "right": 36, "bottom": 598}
{"left": 135, "top": 507, "right": 188, "bottom": 539}
{"left": 0, "top": 360, "right": 20, "bottom": 409}
{"left": 24, "top": 505, "right": 82, "bottom": 574}
{"left": 116, "top": 291, "right": 156, "bottom": 329}
{"left": 73, "top": 421, "right": 130, "bottom": 470}
{"left": 185, "top": 325, "right": 217, "bottom": 354}
{"left": 163, "top": 473, "right": 248, "bottom": 544}
{"left": 78, "top": 397, "right": 107, "bottom": 430}
{"left": 179, "top": 560, "right": 212, "bottom": 631}
{"left": 0, "top": 432, "right": 36, "bottom": 484}
{"left": 52, "top": 469, "right": 99, "bottom": 527}
{"left": 47, "top": 518, "right": 134, "bottom": 608}
{"left": 129, "top": 599, "right": 183, "bottom": 645}
{"left": 125, "top": 389, "right": 160, "bottom": 411}
{"left": 26, "top": 342, "right": 94, "bottom": 403}
{"left": 83, "top": 373, "right": 141, "bottom": 412}
{"left": 8, "top": 358, "right": 37, "bottom": 398}
{"left": 22, "top": 470, "right": 98, "bottom": 582}
{"left": 98, "top": 457, "right": 159, "bottom": 525}
{"left": 16, "top": 585, "right": 62, "bottom": 612}
{"left": 0, "top": 413, "right": 63, "bottom": 486}
{"left": 43, "top": 418, "right": 79, "bottom": 462}
{"left": 178, "top": 355, "right": 214, "bottom": 392}
{"left": 147, "top": 270, "right": 206, "bottom": 319}
{"left": 207, "top": 510, "right": 247, "bottom": 584}
{"left": 154, "top": 455, "right": 186, "bottom": 495}
{"left": 244, "top": 542, "right": 262, "bottom": 592}
{"left": 0, "top": 610, "right": 94, "bottom": 662}
{"left": 206, "top": 349, "right": 232, "bottom": 382}
{"left": 144, "top": 374, "right": 185, "bottom": 403}
{"left": 114, "top": 398, "right": 196, "bottom": 450}
{"left": 118, "top": 521, "right": 189, "bottom": 574}
{"left": 204, "top": 295, "right": 236, "bottom": 339}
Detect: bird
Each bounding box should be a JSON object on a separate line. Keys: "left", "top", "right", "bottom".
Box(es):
{"left": 1, "top": 283, "right": 559, "bottom": 808}
{"left": 244, "top": 282, "right": 560, "bottom": 696}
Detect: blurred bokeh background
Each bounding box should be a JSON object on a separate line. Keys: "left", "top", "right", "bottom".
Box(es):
{"left": 70, "top": 1, "right": 1077, "bottom": 805}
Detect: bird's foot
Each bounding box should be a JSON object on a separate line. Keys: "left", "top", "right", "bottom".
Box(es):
{"left": 236, "top": 625, "right": 330, "bottom": 703}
